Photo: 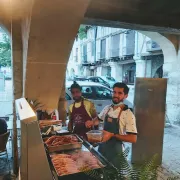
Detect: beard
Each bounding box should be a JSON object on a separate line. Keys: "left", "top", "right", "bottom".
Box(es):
{"left": 73, "top": 96, "right": 82, "bottom": 102}
{"left": 112, "top": 97, "right": 122, "bottom": 104}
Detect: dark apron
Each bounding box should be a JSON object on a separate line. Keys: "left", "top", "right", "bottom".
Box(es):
{"left": 71, "top": 100, "right": 92, "bottom": 140}
{"left": 98, "top": 105, "right": 124, "bottom": 168}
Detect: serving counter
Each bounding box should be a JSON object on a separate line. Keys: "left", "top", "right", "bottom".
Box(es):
{"left": 45, "top": 135, "right": 112, "bottom": 180}
{"left": 16, "top": 98, "right": 114, "bottom": 180}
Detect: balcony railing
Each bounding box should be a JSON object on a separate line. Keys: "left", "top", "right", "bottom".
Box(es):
{"left": 146, "top": 40, "right": 161, "bottom": 51}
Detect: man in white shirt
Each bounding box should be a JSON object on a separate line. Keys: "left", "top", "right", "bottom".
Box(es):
{"left": 98, "top": 82, "right": 137, "bottom": 168}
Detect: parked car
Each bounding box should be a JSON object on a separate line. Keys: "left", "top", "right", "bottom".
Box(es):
{"left": 65, "top": 81, "right": 133, "bottom": 114}
{"left": 73, "top": 76, "right": 88, "bottom": 81}
{"left": 86, "top": 76, "right": 111, "bottom": 88}
{"left": 100, "top": 76, "right": 117, "bottom": 88}
{"left": 66, "top": 76, "right": 88, "bottom": 82}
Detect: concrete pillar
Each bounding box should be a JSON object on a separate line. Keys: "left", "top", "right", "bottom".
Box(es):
{"left": 132, "top": 78, "right": 167, "bottom": 165}
{"left": 84, "top": 66, "right": 91, "bottom": 76}
{"left": 22, "top": 0, "right": 90, "bottom": 110}
{"left": 75, "top": 64, "right": 82, "bottom": 76}
{"left": 109, "top": 62, "right": 123, "bottom": 81}
{"left": 12, "top": 20, "right": 23, "bottom": 175}
{"left": 145, "top": 60, "right": 152, "bottom": 77}
{"left": 134, "top": 56, "right": 146, "bottom": 77}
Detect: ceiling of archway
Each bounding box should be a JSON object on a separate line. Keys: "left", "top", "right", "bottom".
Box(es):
{"left": 84, "top": 0, "right": 180, "bottom": 33}
{"left": 0, "top": 0, "right": 180, "bottom": 33}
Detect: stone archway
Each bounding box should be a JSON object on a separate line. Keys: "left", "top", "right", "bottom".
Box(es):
{"left": 139, "top": 31, "right": 177, "bottom": 76}
{"left": 137, "top": 31, "right": 180, "bottom": 125}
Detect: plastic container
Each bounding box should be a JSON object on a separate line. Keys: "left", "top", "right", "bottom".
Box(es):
{"left": 86, "top": 130, "right": 103, "bottom": 143}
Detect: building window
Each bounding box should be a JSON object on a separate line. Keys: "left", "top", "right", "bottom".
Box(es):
{"left": 100, "top": 39, "right": 106, "bottom": 59}
{"left": 107, "top": 66, "right": 111, "bottom": 77}
{"left": 75, "top": 36, "right": 78, "bottom": 41}
{"left": 91, "top": 41, "right": 95, "bottom": 56}
{"left": 75, "top": 48, "right": 78, "bottom": 62}
{"left": 111, "top": 34, "right": 120, "bottom": 57}
{"left": 128, "top": 70, "right": 135, "bottom": 84}
{"left": 123, "top": 64, "right": 136, "bottom": 85}
{"left": 82, "top": 44, "right": 87, "bottom": 62}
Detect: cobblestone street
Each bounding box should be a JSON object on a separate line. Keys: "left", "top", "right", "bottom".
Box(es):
{"left": 125, "top": 125, "right": 180, "bottom": 179}
{"left": 162, "top": 126, "right": 180, "bottom": 175}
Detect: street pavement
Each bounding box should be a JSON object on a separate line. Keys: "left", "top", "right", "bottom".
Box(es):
{"left": 0, "top": 80, "right": 179, "bottom": 179}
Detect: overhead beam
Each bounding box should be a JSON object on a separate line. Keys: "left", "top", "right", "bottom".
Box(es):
{"left": 83, "top": 18, "right": 180, "bottom": 35}
{"left": 84, "top": 0, "right": 180, "bottom": 34}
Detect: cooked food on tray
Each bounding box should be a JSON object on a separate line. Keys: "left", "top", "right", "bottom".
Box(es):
{"left": 51, "top": 151, "right": 103, "bottom": 176}
{"left": 51, "top": 154, "right": 80, "bottom": 176}
{"left": 39, "top": 120, "right": 62, "bottom": 128}
{"left": 45, "top": 135, "right": 79, "bottom": 147}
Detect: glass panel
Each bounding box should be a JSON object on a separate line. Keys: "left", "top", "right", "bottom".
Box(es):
{"left": 81, "top": 86, "right": 94, "bottom": 99}
{"left": 98, "top": 78, "right": 106, "bottom": 83}
{"left": 93, "top": 86, "right": 112, "bottom": 99}
{"left": 65, "top": 93, "right": 71, "bottom": 100}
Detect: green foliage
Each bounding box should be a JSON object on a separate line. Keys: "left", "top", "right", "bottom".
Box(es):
{"left": 167, "top": 177, "right": 180, "bottom": 180}
{"left": 82, "top": 147, "right": 179, "bottom": 180}
{"left": 0, "top": 31, "right": 11, "bottom": 67}
{"left": 78, "top": 25, "right": 87, "bottom": 40}
{"left": 78, "top": 25, "right": 92, "bottom": 40}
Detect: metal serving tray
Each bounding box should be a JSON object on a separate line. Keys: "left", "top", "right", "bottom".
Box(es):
{"left": 48, "top": 144, "right": 107, "bottom": 180}
{"left": 44, "top": 134, "right": 83, "bottom": 153}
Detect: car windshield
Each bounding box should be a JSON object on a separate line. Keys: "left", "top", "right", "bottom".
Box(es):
{"left": 106, "top": 77, "right": 115, "bottom": 81}
{"left": 98, "top": 77, "right": 106, "bottom": 84}
{"left": 93, "top": 86, "right": 112, "bottom": 99}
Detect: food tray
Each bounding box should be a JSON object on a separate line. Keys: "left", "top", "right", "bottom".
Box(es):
{"left": 44, "top": 134, "right": 83, "bottom": 153}
{"left": 48, "top": 145, "right": 106, "bottom": 179}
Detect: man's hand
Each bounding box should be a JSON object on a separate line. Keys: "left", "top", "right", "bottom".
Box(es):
{"left": 102, "top": 130, "right": 114, "bottom": 142}
{"left": 85, "top": 120, "right": 94, "bottom": 128}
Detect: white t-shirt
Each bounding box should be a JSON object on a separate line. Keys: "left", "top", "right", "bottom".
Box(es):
{"left": 98, "top": 105, "right": 137, "bottom": 135}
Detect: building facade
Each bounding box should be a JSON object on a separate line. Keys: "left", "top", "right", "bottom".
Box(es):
{"left": 67, "top": 26, "right": 164, "bottom": 84}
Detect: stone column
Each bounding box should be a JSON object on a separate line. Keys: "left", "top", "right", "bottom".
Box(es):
{"left": 134, "top": 56, "right": 146, "bottom": 77}
{"left": 109, "top": 62, "right": 123, "bottom": 81}
{"left": 12, "top": 20, "right": 23, "bottom": 175}
{"left": 84, "top": 66, "right": 91, "bottom": 76}
{"left": 22, "top": 0, "right": 90, "bottom": 110}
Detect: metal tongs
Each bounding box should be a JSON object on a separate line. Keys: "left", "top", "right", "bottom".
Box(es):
{"left": 41, "top": 126, "right": 53, "bottom": 136}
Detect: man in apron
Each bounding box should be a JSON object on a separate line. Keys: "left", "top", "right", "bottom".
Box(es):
{"left": 98, "top": 82, "right": 137, "bottom": 168}
{"left": 68, "top": 81, "right": 99, "bottom": 140}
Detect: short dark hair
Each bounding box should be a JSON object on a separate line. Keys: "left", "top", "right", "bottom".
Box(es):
{"left": 113, "top": 82, "right": 129, "bottom": 95}
{"left": 70, "top": 81, "right": 82, "bottom": 91}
